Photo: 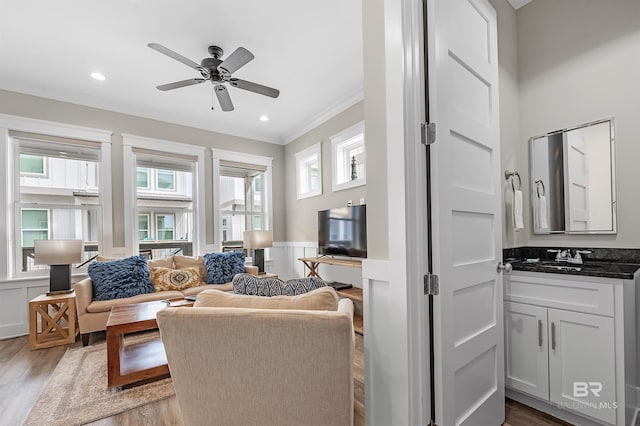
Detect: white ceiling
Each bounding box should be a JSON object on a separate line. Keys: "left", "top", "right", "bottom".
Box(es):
{"left": 0, "top": 0, "right": 363, "bottom": 144}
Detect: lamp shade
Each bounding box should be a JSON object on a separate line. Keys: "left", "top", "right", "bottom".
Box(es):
{"left": 243, "top": 231, "right": 273, "bottom": 249}
{"left": 34, "top": 240, "right": 84, "bottom": 265}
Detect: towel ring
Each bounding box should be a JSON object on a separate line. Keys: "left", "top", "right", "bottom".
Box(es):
{"left": 535, "top": 180, "right": 546, "bottom": 197}
{"left": 504, "top": 170, "right": 521, "bottom": 191}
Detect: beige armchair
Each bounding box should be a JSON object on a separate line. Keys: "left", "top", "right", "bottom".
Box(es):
{"left": 157, "top": 298, "right": 354, "bottom": 426}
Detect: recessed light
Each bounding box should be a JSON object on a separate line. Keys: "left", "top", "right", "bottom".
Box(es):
{"left": 259, "top": 115, "right": 269, "bottom": 122}
{"left": 91, "top": 72, "right": 106, "bottom": 81}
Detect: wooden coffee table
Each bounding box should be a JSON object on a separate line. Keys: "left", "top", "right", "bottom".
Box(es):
{"left": 106, "top": 299, "right": 192, "bottom": 388}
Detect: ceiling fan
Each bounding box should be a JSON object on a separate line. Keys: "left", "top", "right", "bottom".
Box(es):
{"left": 148, "top": 43, "right": 280, "bottom": 112}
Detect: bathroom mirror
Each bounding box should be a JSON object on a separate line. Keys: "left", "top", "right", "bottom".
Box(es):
{"left": 529, "top": 118, "right": 616, "bottom": 234}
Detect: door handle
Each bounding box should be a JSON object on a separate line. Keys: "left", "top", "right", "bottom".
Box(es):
{"left": 551, "top": 322, "right": 556, "bottom": 350}
{"left": 497, "top": 262, "right": 512, "bottom": 273}
{"left": 538, "top": 320, "right": 543, "bottom": 347}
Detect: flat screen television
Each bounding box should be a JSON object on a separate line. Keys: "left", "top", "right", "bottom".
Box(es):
{"left": 318, "top": 205, "right": 367, "bottom": 258}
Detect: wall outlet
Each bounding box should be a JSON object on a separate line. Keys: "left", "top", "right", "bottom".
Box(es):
{"left": 347, "top": 200, "right": 353, "bottom": 206}
{"left": 360, "top": 198, "right": 365, "bottom": 205}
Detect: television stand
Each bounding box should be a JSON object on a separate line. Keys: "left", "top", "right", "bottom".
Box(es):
{"left": 297, "top": 257, "right": 362, "bottom": 280}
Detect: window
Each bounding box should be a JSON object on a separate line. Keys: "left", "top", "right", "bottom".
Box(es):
{"left": 295, "top": 143, "right": 322, "bottom": 199}
{"left": 331, "top": 122, "right": 366, "bottom": 191}
{"left": 21, "top": 209, "right": 49, "bottom": 247}
{"left": 136, "top": 167, "right": 149, "bottom": 189}
{"left": 212, "top": 149, "right": 273, "bottom": 251}
{"left": 123, "top": 134, "right": 205, "bottom": 260}
{"left": 14, "top": 135, "right": 103, "bottom": 274}
{"left": 138, "top": 214, "right": 150, "bottom": 240}
{"left": 156, "top": 214, "right": 175, "bottom": 240}
{"left": 20, "top": 154, "right": 46, "bottom": 176}
{"left": 156, "top": 169, "right": 175, "bottom": 190}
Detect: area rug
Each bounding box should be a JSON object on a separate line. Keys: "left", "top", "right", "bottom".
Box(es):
{"left": 24, "top": 332, "right": 175, "bottom": 426}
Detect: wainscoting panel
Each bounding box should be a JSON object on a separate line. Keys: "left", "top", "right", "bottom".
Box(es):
{"left": 0, "top": 278, "right": 49, "bottom": 339}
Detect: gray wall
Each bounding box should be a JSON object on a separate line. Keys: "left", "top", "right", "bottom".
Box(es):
{"left": 362, "top": 0, "right": 389, "bottom": 260}
{"left": 490, "top": 0, "right": 522, "bottom": 249}
{"left": 516, "top": 0, "right": 640, "bottom": 248}
{"left": 284, "top": 101, "right": 365, "bottom": 242}
{"left": 0, "top": 89, "right": 286, "bottom": 247}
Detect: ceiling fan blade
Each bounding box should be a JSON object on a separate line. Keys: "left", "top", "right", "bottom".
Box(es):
{"left": 218, "top": 47, "right": 255, "bottom": 75}
{"left": 156, "top": 78, "right": 206, "bottom": 91}
{"left": 229, "top": 78, "right": 280, "bottom": 98}
{"left": 215, "top": 85, "right": 234, "bottom": 111}
{"left": 148, "top": 43, "right": 201, "bottom": 70}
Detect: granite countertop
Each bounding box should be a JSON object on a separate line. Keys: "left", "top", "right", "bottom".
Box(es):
{"left": 507, "top": 259, "right": 640, "bottom": 280}
{"left": 504, "top": 247, "right": 640, "bottom": 280}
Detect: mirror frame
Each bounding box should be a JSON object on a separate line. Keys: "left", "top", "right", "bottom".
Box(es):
{"left": 529, "top": 117, "right": 617, "bottom": 235}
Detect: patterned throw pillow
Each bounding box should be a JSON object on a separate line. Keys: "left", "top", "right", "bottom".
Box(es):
{"left": 88, "top": 256, "right": 154, "bottom": 301}
{"left": 203, "top": 251, "right": 245, "bottom": 284}
{"left": 150, "top": 267, "right": 202, "bottom": 292}
{"left": 173, "top": 255, "right": 207, "bottom": 282}
{"left": 232, "top": 273, "right": 327, "bottom": 296}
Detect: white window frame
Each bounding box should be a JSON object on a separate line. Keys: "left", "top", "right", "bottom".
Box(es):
{"left": 0, "top": 113, "right": 112, "bottom": 280}
{"left": 155, "top": 213, "right": 175, "bottom": 240}
{"left": 136, "top": 167, "right": 150, "bottom": 189}
{"left": 138, "top": 213, "right": 150, "bottom": 240}
{"left": 295, "top": 142, "right": 322, "bottom": 199}
{"left": 19, "top": 154, "right": 48, "bottom": 178}
{"left": 331, "top": 121, "right": 366, "bottom": 192}
{"left": 212, "top": 149, "right": 273, "bottom": 252}
{"left": 20, "top": 208, "right": 50, "bottom": 247}
{"left": 122, "top": 134, "right": 206, "bottom": 257}
{"left": 156, "top": 169, "right": 176, "bottom": 191}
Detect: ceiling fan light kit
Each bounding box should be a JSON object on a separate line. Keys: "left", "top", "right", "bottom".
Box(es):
{"left": 148, "top": 43, "right": 280, "bottom": 112}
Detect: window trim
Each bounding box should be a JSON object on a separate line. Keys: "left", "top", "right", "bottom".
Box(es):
{"left": 155, "top": 213, "right": 175, "bottom": 241}
{"left": 0, "top": 113, "right": 112, "bottom": 280}
{"left": 122, "top": 134, "right": 206, "bottom": 257}
{"left": 155, "top": 169, "right": 176, "bottom": 191}
{"left": 19, "top": 154, "right": 48, "bottom": 178}
{"left": 330, "top": 121, "right": 366, "bottom": 192}
{"left": 20, "top": 208, "right": 50, "bottom": 247}
{"left": 136, "top": 167, "right": 150, "bottom": 189}
{"left": 212, "top": 149, "right": 273, "bottom": 252}
{"left": 295, "top": 142, "right": 322, "bottom": 200}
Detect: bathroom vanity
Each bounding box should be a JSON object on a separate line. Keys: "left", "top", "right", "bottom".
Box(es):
{"left": 504, "top": 248, "right": 640, "bottom": 426}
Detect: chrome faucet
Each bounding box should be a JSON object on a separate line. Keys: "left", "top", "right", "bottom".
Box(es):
{"left": 547, "top": 248, "right": 592, "bottom": 264}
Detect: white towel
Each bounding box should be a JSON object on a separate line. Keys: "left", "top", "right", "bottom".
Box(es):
{"left": 513, "top": 190, "right": 524, "bottom": 230}
{"left": 538, "top": 195, "right": 548, "bottom": 229}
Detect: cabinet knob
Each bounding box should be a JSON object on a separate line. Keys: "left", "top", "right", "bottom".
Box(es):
{"left": 497, "top": 262, "right": 512, "bottom": 273}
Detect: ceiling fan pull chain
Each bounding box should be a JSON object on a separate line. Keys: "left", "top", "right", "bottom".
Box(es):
{"left": 211, "top": 87, "right": 215, "bottom": 110}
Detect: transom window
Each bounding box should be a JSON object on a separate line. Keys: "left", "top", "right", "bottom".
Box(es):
{"left": 295, "top": 143, "right": 322, "bottom": 199}
{"left": 331, "top": 121, "right": 366, "bottom": 191}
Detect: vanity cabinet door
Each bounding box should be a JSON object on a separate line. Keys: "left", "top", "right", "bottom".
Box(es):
{"left": 504, "top": 301, "right": 549, "bottom": 400}
{"left": 548, "top": 308, "right": 616, "bottom": 425}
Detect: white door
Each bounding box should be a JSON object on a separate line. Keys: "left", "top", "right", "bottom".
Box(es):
{"left": 564, "top": 131, "right": 589, "bottom": 231}
{"left": 427, "top": 0, "right": 504, "bottom": 424}
{"left": 548, "top": 308, "right": 616, "bottom": 425}
{"left": 504, "top": 301, "right": 549, "bottom": 400}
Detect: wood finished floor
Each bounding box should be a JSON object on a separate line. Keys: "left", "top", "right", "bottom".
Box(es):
{"left": 0, "top": 331, "right": 565, "bottom": 426}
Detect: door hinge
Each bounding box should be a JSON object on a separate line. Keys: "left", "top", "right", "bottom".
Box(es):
{"left": 421, "top": 122, "right": 436, "bottom": 145}
{"left": 424, "top": 273, "right": 439, "bottom": 295}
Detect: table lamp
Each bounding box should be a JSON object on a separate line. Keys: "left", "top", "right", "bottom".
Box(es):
{"left": 243, "top": 230, "right": 273, "bottom": 274}
{"left": 34, "top": 240, "right": 84, "bottom": 295}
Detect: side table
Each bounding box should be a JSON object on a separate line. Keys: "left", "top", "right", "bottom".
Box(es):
{"left": 29, "top": 292, "right": 79, "bottom": 350}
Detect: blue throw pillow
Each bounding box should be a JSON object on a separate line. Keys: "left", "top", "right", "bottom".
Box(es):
{"left": 88, "top": 256, "right": 154, "bottom": 301}
{"left": 232, "top": 273, "right": 327, "bottom": 296}
{"left": 203, "top": 251, "right": 245, "bottom": 284}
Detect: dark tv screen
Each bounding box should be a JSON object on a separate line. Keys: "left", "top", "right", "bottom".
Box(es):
{"left": 318, "top": 205, "right": 367, "bottom": 258}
